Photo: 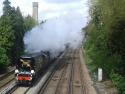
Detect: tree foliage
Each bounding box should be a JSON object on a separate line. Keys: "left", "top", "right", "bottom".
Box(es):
{"left": 85, "top": 0, "right": 125, "bottom": 93}
{"left": 0, "top": 0, "right": 36, "bottom": 71}
{"left": 0, "top": 48, "right": 9, "bottom": 73}
{"left": 0, "top": 16, "right": 15, "bottom": 49}
{"left": 3, "top": 0, "right": 11, "bottom": 16}
{"left": 24, "top": 15, "right": 36, "bottom": 32}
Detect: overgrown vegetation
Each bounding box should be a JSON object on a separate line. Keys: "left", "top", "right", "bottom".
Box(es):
{"left": 0, "top": 0, "right": 36, "bottom": 72}
{"left": 84, "top": 0, "right": 125, "bottom": 93}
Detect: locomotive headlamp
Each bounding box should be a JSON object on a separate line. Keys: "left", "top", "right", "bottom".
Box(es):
{"left": 31, "top": 70, "right": 35, "bottom": 74}
{"left": 15, "top": 69, "right": 19, "bottom": 74}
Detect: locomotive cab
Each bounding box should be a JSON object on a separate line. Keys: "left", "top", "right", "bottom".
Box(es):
{"left": 16, "top": 56, "right": 35, "bottom": 70}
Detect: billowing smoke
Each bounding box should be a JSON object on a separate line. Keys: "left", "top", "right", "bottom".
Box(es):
{"left": 24, "top": 11, "right": 86, "bottom": 57}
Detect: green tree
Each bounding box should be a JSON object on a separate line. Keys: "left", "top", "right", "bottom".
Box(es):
{"left": 85, "top": 0, "right": 125, "bottom": 93}
{"left": 10, "top": 7, "right": 25, "bottom": 63}
{"left": 24, "top": 15, "right": 36, "bottom": 32}
{"left": 0, "top": 48, "right": 9, "bottom": 72}
{"left": 0, "top": 0, "right": 36, "bottom": 71}
{"left": 3, "top": 0, "right": 11, "bottom": 16}
{"left": 0, "top": 16, "right": 15, "bottom": 50}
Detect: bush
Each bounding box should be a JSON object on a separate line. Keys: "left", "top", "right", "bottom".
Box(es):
{"left": 110, "top": 72, "right": 125, "bottom": 94}
{"left": 0, "top": 48, "right": 10, "bottom": 73}
{"left": 84, "top": 0, "right": 125, "bottom": 93}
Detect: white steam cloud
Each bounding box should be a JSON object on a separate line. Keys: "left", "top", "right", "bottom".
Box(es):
{"left": 24, "top": 11, "right": 86, "bottom": 57}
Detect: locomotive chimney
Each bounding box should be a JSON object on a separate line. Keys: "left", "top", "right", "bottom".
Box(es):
{"left": 32, "top": 2, "right": 38, "bottom": 23}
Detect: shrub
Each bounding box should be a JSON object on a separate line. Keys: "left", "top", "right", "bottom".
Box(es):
{"left": 0, "top": 48, "right": 10, "bottom": 73}
{"left": 110, "top": 72, "right": 125, "bottom": 94}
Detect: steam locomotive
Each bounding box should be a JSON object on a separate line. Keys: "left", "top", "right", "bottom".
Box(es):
{"left": 14, "top": 51, "right": 51, "bottom": 85}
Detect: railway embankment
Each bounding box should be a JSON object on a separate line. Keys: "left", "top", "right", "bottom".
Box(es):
{"left": 83, "top": 48, "right": 118, "bottom": 94}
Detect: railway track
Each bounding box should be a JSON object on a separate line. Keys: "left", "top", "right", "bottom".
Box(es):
{"left": 71, "top": 50, "right": 86, "bottom": 94}
{"left": 0, "top": 78, "right": 15, "bottom": 90}
{"left": 1, "top": 49, "right": 93, "bottom": 94}
{"left": 0, "top": 73, "right": 15, "bottom": 94}
{"left": 54, "top": 52, "right": 73, "bottom": 94}
{"left": 0, "top": 68, "right": 15, "bottom": 88}
{"left": 0, "top": 68, "right": 15, "bottom": 81}
{"left": 38, "top": 49, "right": 89, "bottom": 94}
{"left": 38, "top": 50, "right": 72, "bottom": 94}
{"left": 10, "top": 87, "right": 30, "bottom": 94}
{"left": 4, "top": 50, "right": 68, "bottom": 94}
{"left": 38, "top": 50, "right": 75, "bottom": 94}
{"left": 0, "top": 67, "right": 15, "bottom": 93}
{"left": 39, "top": 60, "right": 68, "bottom": 94}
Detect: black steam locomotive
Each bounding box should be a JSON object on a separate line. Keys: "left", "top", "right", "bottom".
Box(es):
{"left": 14, "top": 51, "right": 51, "bottom": 85}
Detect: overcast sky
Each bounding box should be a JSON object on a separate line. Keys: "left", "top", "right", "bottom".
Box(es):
{"left": 0, "top": 0, "right": 89, "bottom": 22}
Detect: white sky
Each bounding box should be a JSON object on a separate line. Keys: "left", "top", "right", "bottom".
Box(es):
{"left": 0, "top": 0, "right": 89, "bottom": 22}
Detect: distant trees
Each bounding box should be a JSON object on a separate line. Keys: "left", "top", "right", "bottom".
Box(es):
{"left": 3, "top": 0, "right": 11, "bottom": 15}
{"left": 0, "top": 0, "right": 36, "bottom": 71}
{"left": 24, "top": 15, "right": 36, "bottom": 32}
{"left": 85, "top": 0, "right": 125, "bottom": 93}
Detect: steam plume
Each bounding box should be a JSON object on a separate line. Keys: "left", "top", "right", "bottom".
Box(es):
{"left": 24, "top": 11, "right": 86, "bottom": 57}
